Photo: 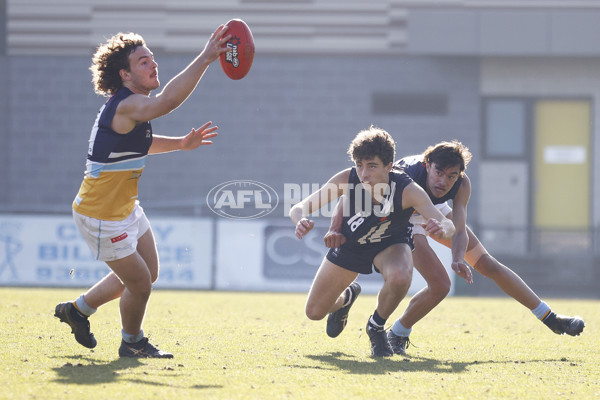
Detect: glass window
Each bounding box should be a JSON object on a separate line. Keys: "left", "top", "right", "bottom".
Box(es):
{"left": 485, "top": 100, "right": 526, "bottom": 157}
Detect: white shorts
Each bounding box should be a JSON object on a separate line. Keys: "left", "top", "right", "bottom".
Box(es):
{"left": 73, "top": 202, "right": 151, "bottom": 262}
{"left": 410, "top": 202, "right": 452, "bottom": 236}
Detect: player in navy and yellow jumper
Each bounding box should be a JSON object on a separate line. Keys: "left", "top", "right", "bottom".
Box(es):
{"left": 55, "top": 27, "right": 232, "bottom": 358}
{"left": 73, "top": 86, "right": 153, "bottom": 222}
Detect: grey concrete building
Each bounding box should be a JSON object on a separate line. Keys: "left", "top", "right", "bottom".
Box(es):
{"left": 1, "top": 0, "right": 599, "bottom": 296}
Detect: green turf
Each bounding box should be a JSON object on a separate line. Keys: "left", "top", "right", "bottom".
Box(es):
{"left": 1, "top": 288, "right": 598, "bottom": 399}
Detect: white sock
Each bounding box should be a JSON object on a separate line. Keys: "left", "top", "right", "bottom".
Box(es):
{"left": 531, "top": 301, "right": 551, "bottom": 320}
{"left": 75, "top": 295, "right": 97, "bottom": 316}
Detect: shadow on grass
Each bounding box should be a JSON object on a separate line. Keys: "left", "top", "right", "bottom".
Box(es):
{"left": 51, "top": 355, "right": 145, "bottom": 385}
{"left": 302, "top": 352, "right": 569, "bottom": 374}
{"left": 50, "top": 355, "right": 222, "bottom": 390}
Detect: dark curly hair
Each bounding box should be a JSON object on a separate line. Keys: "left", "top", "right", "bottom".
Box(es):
{"left": 422, "top": 140, "right": 472, "bottom": 174}
{"left": 90, "top": 32, "right": 146, "bottom": 96}
{"left": 347, "top": 125, "right": 395, "bottom": 166}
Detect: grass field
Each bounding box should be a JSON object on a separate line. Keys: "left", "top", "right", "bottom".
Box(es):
{"left": 1, "top": 288, "right": 598, "bottom": 400}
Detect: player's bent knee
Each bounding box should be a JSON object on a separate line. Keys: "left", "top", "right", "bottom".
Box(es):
{"left": 385, "top": 268, "right": 412, "bottom": 290}
{"left": 137, "top": 285, "right": 152, "bottom": 298}
{"left": 126, "top": 278, "right": 153, "bottom": 298}
{"left": 473, "top": 254, "right": 501, "bottom": 277}
{"left": 305, "top": 305, "right": 327, "bottom": 321}
{"left": 430, "top": 278, "right": 451, "bottom": 299}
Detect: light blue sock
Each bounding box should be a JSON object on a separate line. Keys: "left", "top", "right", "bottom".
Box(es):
{"left": 531, "top": 301, "right": 551, "bottom": 320}
{"left": 391, "top": 319, "right": 412, "bottom": 337}
{"left": 75, "top": 295, "right": 97, "bottom": 316}
{"left": 122, "top": 329, "right": 144, "bottom": 344}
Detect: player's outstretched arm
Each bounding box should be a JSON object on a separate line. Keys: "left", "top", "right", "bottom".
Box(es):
{"left": 402, "top": 182, "right": 455, "bottom": 239}
{"left": 449, "top": 175, "right": 471, "bottom": 281}
{"left": 124, "top": 26, "right": 232, "bottom": 124}
{"left": 289, "top": 169, "right": 351, "bottom": 239}
{"left": 149, "top": 121, "right": 219, "bottom": 154}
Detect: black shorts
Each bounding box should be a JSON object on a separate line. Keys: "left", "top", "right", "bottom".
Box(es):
{"left": 325, "top": 235, "right": 414, "bottom": 275}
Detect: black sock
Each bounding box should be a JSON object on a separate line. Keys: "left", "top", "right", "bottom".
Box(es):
{"left": 371, "top": 310, "right": 386, "bottom": 327}
{"left": 542, "top": 311, "right": 556, "bottom": 324}
{"left": 70, "top": 305, "right": 88, "bottom": 321}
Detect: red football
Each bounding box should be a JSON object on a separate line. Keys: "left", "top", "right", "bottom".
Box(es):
{"left": 219, "top": 19, "right": 255, "bottom": 80}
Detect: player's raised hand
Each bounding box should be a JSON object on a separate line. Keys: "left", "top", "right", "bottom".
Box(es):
{"left": 202, "top": 25, "right": 231, "bottom": 63}
{"left": 295, "top": 218, "right": 315, "bottom": 239}
{"left": 452, "top": 261, "right": 473, "bottom": 284}
{"left": 180, "top": 121, "right": 219, "bottom": 151}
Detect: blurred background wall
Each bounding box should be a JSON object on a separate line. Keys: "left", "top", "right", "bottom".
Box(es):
{"left": 1, "top": 0, "right": 599, "bottom": 296}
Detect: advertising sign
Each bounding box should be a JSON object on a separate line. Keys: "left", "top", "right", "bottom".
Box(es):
{"left": 0, "top": 215, "right": 213, "bottom": 289}
{"left": 216, "top": 220, "right": 454, "bottom": 295}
